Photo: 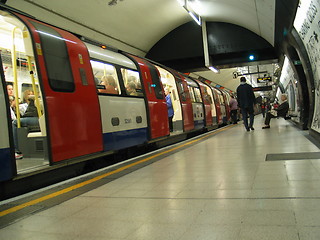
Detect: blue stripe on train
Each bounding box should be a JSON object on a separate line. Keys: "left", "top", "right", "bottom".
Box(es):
{"left": 194, "top": 120, "right": 205, "bottom": 129}
{"left": 0, "top": 148, "right": 13, "bottom": 181}
{"left": 103, "top": 128, "right": 148, "bottom": 151}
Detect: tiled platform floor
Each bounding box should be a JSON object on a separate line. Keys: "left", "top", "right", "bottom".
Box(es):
{"left": 1, "top": 116, "right": 320, "bottom": 240}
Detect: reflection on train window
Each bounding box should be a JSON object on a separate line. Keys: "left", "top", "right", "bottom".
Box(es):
{"left": 194, "top": 88, "right": 202, "bottom": 102}
{"left": 90, "top": 60, "right": 120, "bottom": 95}
{"left": 121, "top": 68, "right": 144, "bottom": 97}
{"left": 30, "top": 21, "right": 75, "bottom": 92}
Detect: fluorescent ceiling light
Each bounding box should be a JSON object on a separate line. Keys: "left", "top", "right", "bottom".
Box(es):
{"left": 188, "top": 11, "right": 201, "bottom": 26}
{"left": 176, "top": 0, "right": 185, "bottom": 7}
{"left": 208, "top": 66, "right": 219, "bottom": 73}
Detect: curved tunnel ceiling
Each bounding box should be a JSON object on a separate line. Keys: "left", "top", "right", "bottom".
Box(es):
{"left": 146, "top": 21, "right": 277, "bottom": 72}
{"left": 5, "top": 0, "right": 299, "bottom": 91}
{"left": 6, "top": 0, "right": 279, "bottom": 55}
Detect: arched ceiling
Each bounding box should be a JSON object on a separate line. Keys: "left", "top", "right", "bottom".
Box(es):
{"left": 4, "top": 0, "right": 295, "bottom": 92}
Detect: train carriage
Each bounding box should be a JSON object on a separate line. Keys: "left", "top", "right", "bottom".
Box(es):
{"left": 0, "top": 5, "right": 233, "bottom": 198}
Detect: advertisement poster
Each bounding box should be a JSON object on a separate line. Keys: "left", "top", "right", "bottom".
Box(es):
{"left": 294, "top": 0, "right": 320, "bottom": 131}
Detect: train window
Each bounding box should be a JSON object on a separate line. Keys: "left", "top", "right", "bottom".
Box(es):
{"left": 90, "top": 60, "right": 120, "bottom": 95}
{"left": 188, "top": 86, "right": 196, "bottom": 102}
{"left": 148, "top": 65, "right": 163, "bottom": 99}
{"left": 121, "top": 68, "right": 144, "bottom": 97}
{"left": 219, "top": 94, "right": 224, "bottom": 105}
{"left": 177, "top": 80, "right": 186, "bottom": 102}
{"left": 30, "top": 21, "right": 75, "bottom": 92}
{"left": 204, "top": 87, "right": 213, "bottom": 104}
{"left": 194, "top": 88, "right": 203, "bottom": 103}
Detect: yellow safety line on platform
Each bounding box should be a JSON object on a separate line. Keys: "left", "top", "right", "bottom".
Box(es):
{"left": 0, "top": 125, "right": 234, "bottom": 217}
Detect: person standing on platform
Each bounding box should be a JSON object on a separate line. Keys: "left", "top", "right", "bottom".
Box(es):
{"left": 229, "top": 95, "right": 238, "bottom": 124}
{"left": 165, "top": 88, "right": 174, "bottom": 132}
{"left": 236, "top": 77, "right": 256, "bottom": 131}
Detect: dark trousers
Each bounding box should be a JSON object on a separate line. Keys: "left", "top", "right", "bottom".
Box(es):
{"left": 241, "top": 107, "right": 254, "bottom": 129}
{"left": 169, "top": 116, "right": 173, "bottom": 132}
{"left": 12, "top": 117, "right": 39, "bottom": 152}
{"left": 265, "top": 112, "right": 277, "bottom": 125}
{"left": 230, "top": 109, "right": 238, "bottom": 124}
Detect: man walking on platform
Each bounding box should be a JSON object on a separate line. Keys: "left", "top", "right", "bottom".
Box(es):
{"left": 236, "top": 77, "right": 256, "bottom": 131}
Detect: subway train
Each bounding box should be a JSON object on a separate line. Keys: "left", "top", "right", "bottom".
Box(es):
{"left": 0, "top": 5, "right": 234, "bottom": 198}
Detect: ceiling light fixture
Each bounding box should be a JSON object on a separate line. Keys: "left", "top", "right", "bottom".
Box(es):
{"left": 177, "top": 0, "right": 201, "bottom": 26}
{"left": 176, "top": 0, "right": 186, "bottom": 7}
{"left": 202, "top": 19, "right": 219, "bottom": 74}
{"left": 188, "top": 10, "right": 201, "bottom": 26}
{"left": 208, "top": 66, "right": 219, "bottom": 73}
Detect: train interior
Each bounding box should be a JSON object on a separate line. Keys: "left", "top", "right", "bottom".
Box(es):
{"left": 0, "top": 11, "right": 49, "bottom": 173}
{"left": 156, "top": 65, "right": 183, "bottom": 133}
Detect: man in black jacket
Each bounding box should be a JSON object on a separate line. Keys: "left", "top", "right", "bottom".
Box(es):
{"left": 262, "top": 94, "right": 289, "bottom": 129}
{"left": 236, "top": 77, "right": 256, "bottom": 131}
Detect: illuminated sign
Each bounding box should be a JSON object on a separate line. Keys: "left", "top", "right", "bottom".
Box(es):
{"left": 253, "top": 86, "right": 272, "bottom": 92}
{"left": 257, "top": 77, "right": 272, "bottom": 83}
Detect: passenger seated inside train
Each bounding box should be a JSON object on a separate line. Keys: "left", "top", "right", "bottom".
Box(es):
{"left": 126, "top": 81, "right": 139, "bottom": 96}
{"left": 19, "top": 89, "right": 38, "bottom": 118}
{"left": 7, "top": 84, "right": 39, "bottom": 159}
{"left": 98, "top": 75, "right": 118, "bottom": 94}
{"left": 262, "top": 94, "right": 289, "bottom": 129}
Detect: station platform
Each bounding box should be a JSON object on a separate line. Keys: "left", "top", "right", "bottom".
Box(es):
{"left": 1, "top": 115, "right": 320, "bottom": 240}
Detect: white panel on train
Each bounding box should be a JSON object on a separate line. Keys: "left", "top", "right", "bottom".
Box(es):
{"left": 99, "top": 95, "right": 147, "bottom": 133}
{"left": 85, "top": 43, "right": 137, "bottom": 69}
{"left": 192, "top": 103, "right": 204, "bottom": 122}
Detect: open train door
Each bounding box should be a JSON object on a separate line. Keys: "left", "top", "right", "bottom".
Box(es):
{"left": 175, "top": 72, "right": 194, "bottom": 131}
{"left": 14, "top": 13, "right": 103, "bottom": 163}
{"left": 126, "top": 54, "right": 169, "bottom": 139}
{"left": 196, "top": 79, "right": 213, "bottom": 127}
{"left": 0, "top": 53, "right": 15, "bottom": 181}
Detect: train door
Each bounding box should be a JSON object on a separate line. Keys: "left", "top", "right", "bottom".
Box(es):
{"left": 0, "top": 10, "right": 50, "bottom": 173}
{"left": 0, "top": 54, "right": 15, "bottom": 181}
{"left": 216, "top": 88, "right": 227, "bottom": 124}
{"left": 15, "top": 13, "right": 103, "bottom": 163}
{"left": 186, "top": 77, "right": 205, "bottom": 129}
{"left": 127, "top": 55, "right": 169, "bottom": 139}
{"left": 205, "top": 83, "right": 218, "bottom": 128}
{"left": 222, "top": 90, "right": 231, "bottom": 123}
{"left": 177, "top": 74, "right": 194, "bottom": 131}
{"left": 212, "top": 87, "right": 223, "bottom": 125}
{"left": 156, "top": 66, "right": 183, "bottom": 133}
{"left": 196, "top": 79, "right": 213, "bottom": 127}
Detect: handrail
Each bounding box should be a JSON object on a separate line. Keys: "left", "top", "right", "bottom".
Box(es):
{"left": 11, "top": 26, "right": 21, "bottom": 128}
{"left": 27, "top": 56, "right": 42, "bottom": 117}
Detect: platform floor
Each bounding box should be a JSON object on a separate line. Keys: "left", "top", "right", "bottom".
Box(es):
{"left": 1, "top": 115, "right": 320, "bottom": 239}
